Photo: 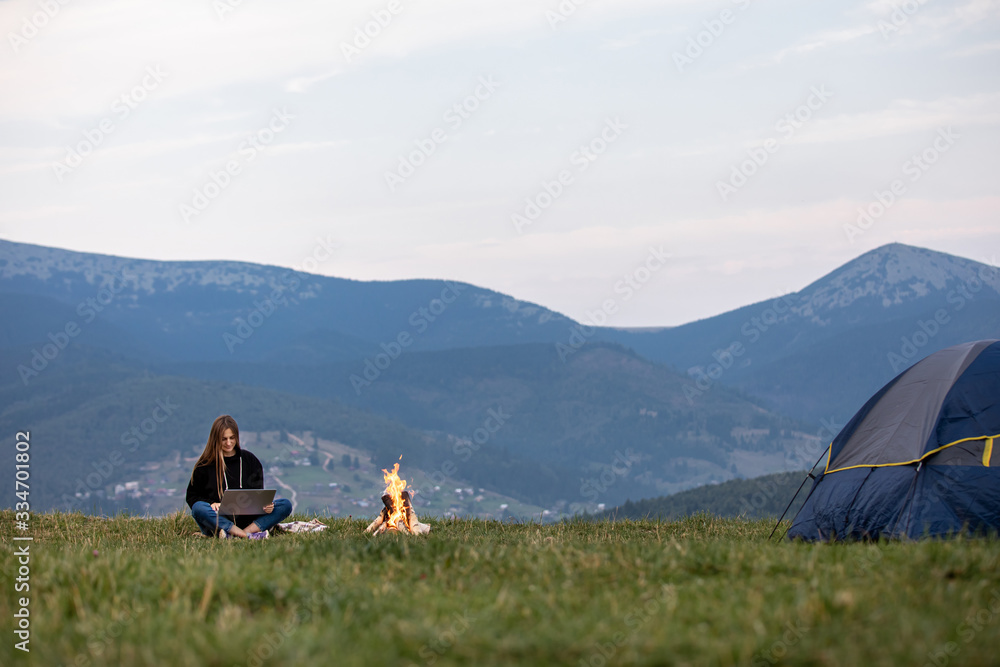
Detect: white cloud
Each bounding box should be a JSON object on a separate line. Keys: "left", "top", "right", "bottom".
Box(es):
{"left": 267, "top": 140, "right": 352, "bottom": 157}
{"left": 790, "top": 93, "right": 1000, "bottom": 145}
{"left": 0, "top": 0, "right": 674, "bottom": 121}
{"left": 775, "top": 24, "right": 877, "bottom": 60}
{"left": 948, "top": 40, "right": 1000, "bottom": 57}
{"left": 0, "top": 204, "right": 81, "bottom": 223}
{"left": 285, "top": 70, "right": 343, "bottom": 94}
{"left": 737, "top": 24, "right": 878, "bottom": 71}
{"left": 599, "top": 28, "right": 675, "bottom": 51}
{"left": 862, "top": 0, "right": 1000, "bottom": 44}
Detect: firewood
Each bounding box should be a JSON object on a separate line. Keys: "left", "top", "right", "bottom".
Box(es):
{"left": 401, "top": 491, "right": 416, "bottom": 530}
{"left": 401, "top": 490, "right": 430, "bottom": 534}
{"left": 369, "top": 480, "right": 431, "bottom": 535}
{"left": 365, "top": 506, "right": 390, "bottom": 534}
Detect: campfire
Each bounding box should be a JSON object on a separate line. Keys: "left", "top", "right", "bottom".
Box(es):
{"left": 365, "top": 461, "right": 430, "bottom": 535}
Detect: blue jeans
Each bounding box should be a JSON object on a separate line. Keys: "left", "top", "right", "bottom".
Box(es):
{"left": 191, "top": 499, "right": 293, "bottom": 536}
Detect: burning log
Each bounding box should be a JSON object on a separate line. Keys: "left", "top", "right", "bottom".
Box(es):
{"left": 401, "top": 490, "right": 430, "bottom": 535}
{"left": 364, "top": 462, "right": 431, "bottom": 535}
{"left": 401, "top": 491, "right": 417, "bottom": 527}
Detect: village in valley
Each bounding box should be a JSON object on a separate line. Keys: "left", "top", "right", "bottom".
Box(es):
{"left": 84, "top": 430, "right": 546, "bottom": 521}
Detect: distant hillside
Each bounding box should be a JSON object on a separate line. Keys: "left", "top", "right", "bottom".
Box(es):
{"left": 602, "top": 244, "right": 1000, "bottom": 423}
{"left": 5, "top": 239, "right": 997, "bottom": 428}
{"left": 0, "top": 345, "right": 579, "bottom": 512}
{"left": 5, "top": 239, "right": 997, "bottom": 513}
{"left": 0, "top": 239, "right": 577, "bottom": 363}
{"left": 1, "top": 337, "right": 818, "bottom": 513}
{"left": 158, "top": 341, "right": 817, "bottom": 502}
{"left": 599, "top": 471, "right": 809, "bottom": 521}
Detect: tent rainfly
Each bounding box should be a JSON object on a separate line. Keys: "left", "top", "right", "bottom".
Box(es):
{"left": 788, "top": 339, "right": 1000, "bottom": 541}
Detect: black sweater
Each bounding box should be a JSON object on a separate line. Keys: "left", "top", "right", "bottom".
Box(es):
{"left": 185, "top": 447, "right": 264, "bottom": 509}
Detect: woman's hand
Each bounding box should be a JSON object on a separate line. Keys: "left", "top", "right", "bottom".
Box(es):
{"left": 211, "top": 502, "right": 221, "bottom": 513}
{"left": 263, "top": 503, "right": 274, "bottom": 514}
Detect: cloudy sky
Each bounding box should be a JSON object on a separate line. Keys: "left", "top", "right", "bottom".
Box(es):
{"left": 1, "top": 0, "right": 998, "bottom": 326}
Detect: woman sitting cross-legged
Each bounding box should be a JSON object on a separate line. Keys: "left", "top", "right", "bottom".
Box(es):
{"left": 186, "top": 415, "right": 292, "bottom": 539}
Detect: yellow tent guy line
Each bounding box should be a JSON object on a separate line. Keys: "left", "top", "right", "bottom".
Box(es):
{"left": 825, "top": 433, "right": 1000, "bottom": 475}
{"left": 984, "top": 438, "right": 994, "bottom": 467}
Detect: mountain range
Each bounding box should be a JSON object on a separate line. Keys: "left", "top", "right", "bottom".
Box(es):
{"left": 2, "top": 239, "right": 997, "bottom": 516}
{"left": 601, "top": 243, "right": 1000, "bottom": 423}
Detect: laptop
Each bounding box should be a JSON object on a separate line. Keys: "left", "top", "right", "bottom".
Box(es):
{"left": 218, "top": 489, "right": 276, "bottom": 515}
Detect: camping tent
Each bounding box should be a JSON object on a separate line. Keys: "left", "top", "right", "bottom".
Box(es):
{"left": 788, "top": 339, "right": 1000, "bottom": 541}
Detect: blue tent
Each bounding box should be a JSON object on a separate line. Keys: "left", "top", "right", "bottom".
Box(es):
{"left": 788, "top": 340, "right": 1000, "bottom": 541}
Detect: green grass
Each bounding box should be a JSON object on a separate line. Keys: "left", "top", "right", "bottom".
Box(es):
{"left": 2, "top": 511, "right": 1000, "bottom": 666}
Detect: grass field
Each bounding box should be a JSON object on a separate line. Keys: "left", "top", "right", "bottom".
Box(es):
{"left": 2, "top": 511, "right": 1000, "bottom": 666}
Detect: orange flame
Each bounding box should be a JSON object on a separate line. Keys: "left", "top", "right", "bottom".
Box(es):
{"left": 382, "top": 459, "right": 407, "bottom": 529}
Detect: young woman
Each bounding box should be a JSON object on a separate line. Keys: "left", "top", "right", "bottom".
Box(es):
{"left": 186, "top": 415, "right": 293, "bottom": 539}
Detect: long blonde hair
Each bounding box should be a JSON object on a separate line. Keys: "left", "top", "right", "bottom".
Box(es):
{"left": 191, "top": 415, "right": 240, "bottom": 499}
